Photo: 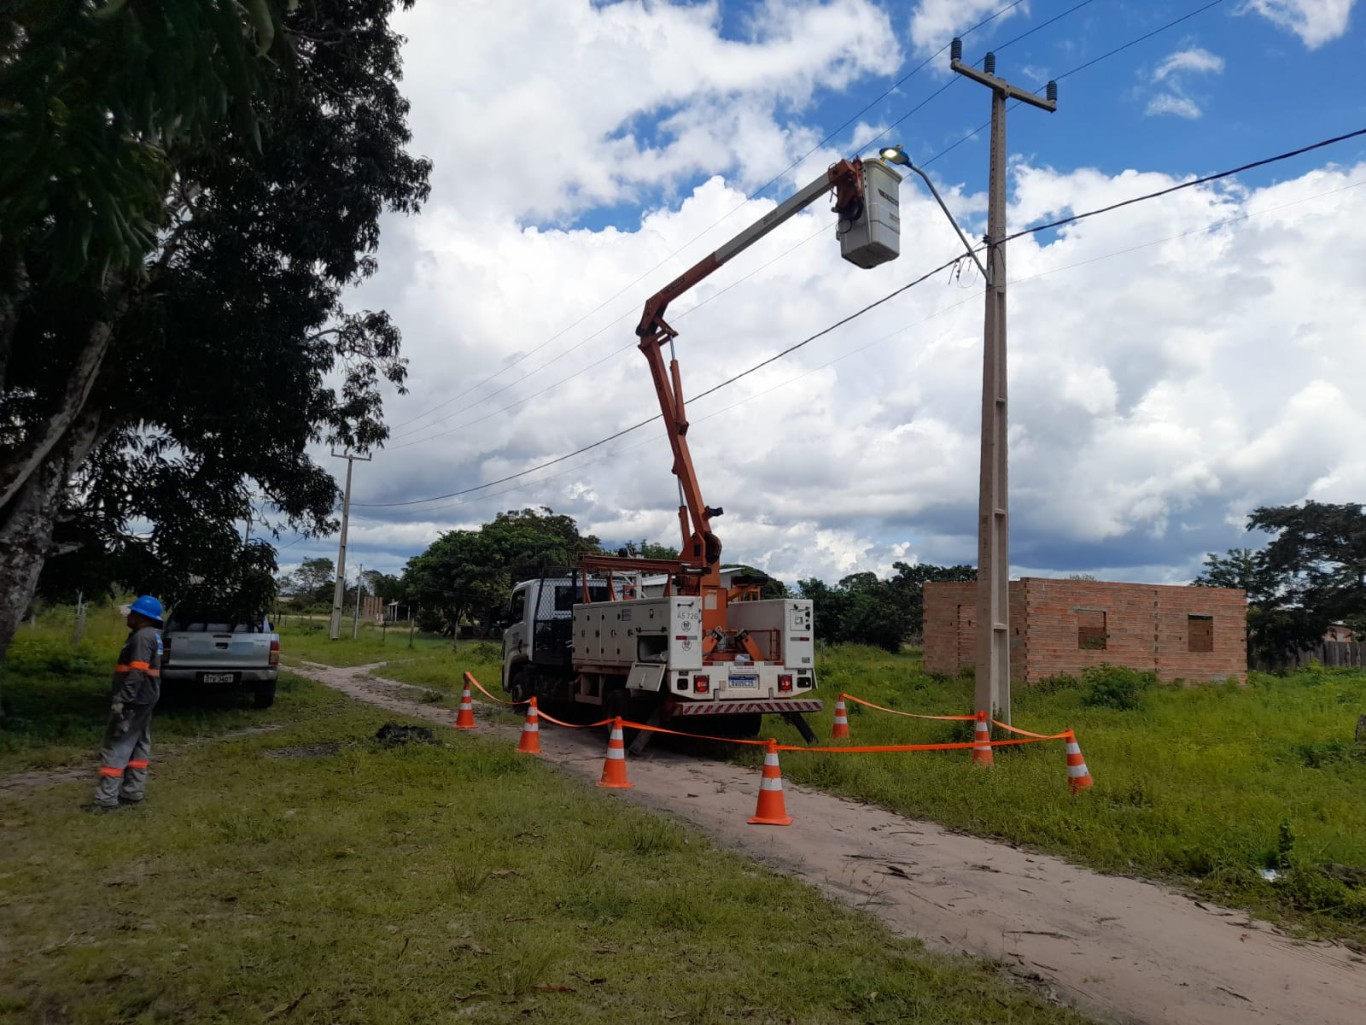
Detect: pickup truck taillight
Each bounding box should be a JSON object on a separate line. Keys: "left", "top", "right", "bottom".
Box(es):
{"left": 162, "top": 637, "right": 172, "bottom": 666}
{"left": 269, "top": 638, "right": 280, "bottom": 667}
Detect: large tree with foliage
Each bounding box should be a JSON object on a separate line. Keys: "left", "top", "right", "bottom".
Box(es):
{"left": 1196, "top": 501, "right": 1366, "bottom": 663}
{"left": 796, "top": 564, "right": 974, "bottom": 652}
{"left": 0, "top": 0, "right": 430, "bottom": 660}
{"left": 402, "top": 509, "right": 603, "bottom": 636}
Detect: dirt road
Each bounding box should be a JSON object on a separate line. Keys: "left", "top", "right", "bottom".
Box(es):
{"left": 197, "top": 665, "right": 1366, "bottom": 1022}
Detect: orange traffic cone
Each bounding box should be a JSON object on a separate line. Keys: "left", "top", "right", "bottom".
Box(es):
{"left": 831, "top": 695, "right": 850, "bottom": 739}
{"left": 1064, "top": 730, "right": 1093, "bottom": 793}
{"left": 748, "top": 740, "right": 793, "bottom": 826}
{"left": 597, "top": 717, "right": 633, "bottom": 789}
{"left": 517, "top": 697, "right": 541, "bottom": 755}
{"left": 452, "top": 676, "right": 476, "bottom": 729}
{"left": 971, "top": 710, "right": 993, "bottom": 767}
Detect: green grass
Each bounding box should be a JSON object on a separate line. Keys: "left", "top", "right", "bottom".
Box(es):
{"left": 766, "top": 645, "right": 1366, "bottom": 945}
{"left": 0, "top": 671, "right": 1093, "bottom": 1025}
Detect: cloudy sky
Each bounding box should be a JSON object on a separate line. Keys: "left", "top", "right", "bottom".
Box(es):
{"left": 275, "top": 0, "right": 1366, "bottom": 591}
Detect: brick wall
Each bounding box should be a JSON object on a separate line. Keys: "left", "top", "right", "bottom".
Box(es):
{"left": 923, "top": 579, "right": 1246, "bottom": 684}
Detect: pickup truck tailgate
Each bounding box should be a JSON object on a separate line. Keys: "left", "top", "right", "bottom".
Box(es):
{"left": 165, "top": 630, "right": 273, "bottom": 669}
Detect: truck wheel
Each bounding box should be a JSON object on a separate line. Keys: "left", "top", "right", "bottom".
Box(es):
{"left": 506, "top": 667, "right": 532, "bottom": 704}
{"left": 252, "top": 682, "right": 277, "bottom": 709}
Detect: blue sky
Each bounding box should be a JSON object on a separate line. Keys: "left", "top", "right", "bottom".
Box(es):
{"left": 270, "top": 0, "right": 1366, "bottom": 593}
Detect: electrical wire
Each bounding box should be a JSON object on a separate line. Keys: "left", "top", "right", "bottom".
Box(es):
{"left": 352, "top": 123, "right": 1366, "bottom": 511}
{"left": 385, "top": 1, "right": 1164, "bottom": 445}
{"left": 383, "top": 3, "right": 1032, "bottom": 438}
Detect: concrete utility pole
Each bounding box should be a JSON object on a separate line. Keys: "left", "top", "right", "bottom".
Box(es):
{"left": 328, "top": 450, "right": 371, "bottom": 640}
{"left": 950, "top": 39, "right": 1056, "bottom": 723}
{"left": 352, "top": 563, "right": 364, "bottom": 640}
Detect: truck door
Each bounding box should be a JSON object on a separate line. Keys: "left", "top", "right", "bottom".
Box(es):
{"left": 501, "top": 584, "right": 531, "bottom": 690}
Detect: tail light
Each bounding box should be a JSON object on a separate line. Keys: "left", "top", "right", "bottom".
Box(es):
{"left": 162, "top": 638, "right": 172, "bottom": 666}
{"left": 269, "top": 638, "right": 280, "bottom": 667}
{"left": 778, "top": 674, "right": 793, "bottom": 692}
{"left": 693, "top": 674, "right": 710, "bottom": 694}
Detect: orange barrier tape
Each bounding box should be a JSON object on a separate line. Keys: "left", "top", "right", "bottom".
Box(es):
{"left": 535, "top": 707, "right": 613, "bottom": 730}
{"left": 991, "top": 718, "right": 1068, "bottom": 740}
{"left": 840, "top": 692, "right": 974, "bottom": 722}
{"left": 772, "top": 736, "right": 1055, "bottom": 755}
{"left": 463, "top": 671, "right": 529, "bottom": 707}
{"left": 460, "top": 674, "right": 1078, "bottom": 755}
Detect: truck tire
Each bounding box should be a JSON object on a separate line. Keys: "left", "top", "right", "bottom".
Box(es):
{"left": 252, "top": 682, "right": 277, "bottom": 709}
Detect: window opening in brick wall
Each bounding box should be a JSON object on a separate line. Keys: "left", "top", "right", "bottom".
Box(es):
{"left": 1077, "top": 609, "right": 1107, "bottom": 650}
{"left": 1188, "top": 614, "right": 1213, "bottom": 653}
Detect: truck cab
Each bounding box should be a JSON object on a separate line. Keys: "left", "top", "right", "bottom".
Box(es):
{"left": 501, "top": 572, "right": 635, "bottom": 704}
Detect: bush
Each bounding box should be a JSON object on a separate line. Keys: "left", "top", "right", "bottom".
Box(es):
{"left": 1080, "top": 664, "right": 1155, "bottom": 711}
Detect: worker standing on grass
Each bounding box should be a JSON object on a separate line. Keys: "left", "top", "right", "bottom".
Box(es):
{"left": 87, "top": 595, "right": 164, "bottom": 812}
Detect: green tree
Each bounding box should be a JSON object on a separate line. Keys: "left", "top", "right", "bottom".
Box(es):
{"left": 0, "top": 0, "right": 431, "bottom": 661}
{"left": 1195, "top": 502, "right": 1366, "bottom": 663}
{"left": 402, "top": 509, "right": 602, "bottom": 637}
{"left": 889, "top": 562, "right": 976, "bottom": 641}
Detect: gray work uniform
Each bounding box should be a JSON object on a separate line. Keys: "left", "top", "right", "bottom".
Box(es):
{"left": 94, "top": 626, "right": 163, "bottom": 808}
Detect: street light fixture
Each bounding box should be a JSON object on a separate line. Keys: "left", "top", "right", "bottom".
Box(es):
{"left": 877, "top": 145, "right": 987, "bottom": 281}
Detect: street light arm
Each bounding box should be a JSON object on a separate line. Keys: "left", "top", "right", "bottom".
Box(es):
{"left": 902, "top": 163, "right": 989, "bottom": 282}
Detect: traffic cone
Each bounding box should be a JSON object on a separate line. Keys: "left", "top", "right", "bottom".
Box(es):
{"left": 452, "top": 676, "right": 476, "bottom": 729}
{"left": 517, "top": 697, "right": 541, "bottom": 755}
{"left": 1064, "top": 730, "right": 1093, "bottom": 793}
{"left": 748, "top": 740, "right": 793, "bottom": 826}
{"left": 831, "top": 695, "right": 850, "bottom": 739}
{"left": 971, "top": 710, "right": 993, "bottom": 767}
{"left": 597, "top": 717, "right": 633, "bottom": 789}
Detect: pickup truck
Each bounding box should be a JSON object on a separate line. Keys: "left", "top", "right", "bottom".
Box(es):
{"left": 161, "top": 607, "right": 281, "bottom": 708}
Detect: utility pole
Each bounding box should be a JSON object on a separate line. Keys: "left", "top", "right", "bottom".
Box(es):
{"left": 951, "top": 38, "right": 1056, "bottom": 723}
{"left": 329, "top": 450, "right": 371, "bottom": 640}
{"left": 352, "top": 563, "right": 364, "bottom": 640}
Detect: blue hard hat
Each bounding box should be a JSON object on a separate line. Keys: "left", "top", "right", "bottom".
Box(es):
{"left": 128, "top": 595, "right": 164, "bottom": 622}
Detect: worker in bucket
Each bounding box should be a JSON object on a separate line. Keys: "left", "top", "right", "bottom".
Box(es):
{"left": 88, "top": 595, "right": 165, "bottom": 811}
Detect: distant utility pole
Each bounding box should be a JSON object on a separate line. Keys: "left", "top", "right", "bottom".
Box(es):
{"left": 951, "top": 38, "right": 1057, "bottom": 723}
{"left": 352, "top": 563, "right": 364, "bottom": 640}
{"left": 329, "top": 450, "right": 371, "bottom": 640}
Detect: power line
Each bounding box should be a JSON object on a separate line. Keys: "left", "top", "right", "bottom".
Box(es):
{"left": 383, "top": 3, "right": 1034, "bottom": 439}
{"left": 354, "top": 123, "right": 1366, "bottom": 511}
{"left": 1004, "top": 127, "right": 1366, "bottom": 243}
{"left": 921, "top": 0, "right": 1229, "bottom": 170}
{"left": 384, "top": 2, "right": 1157, "bottom": 445}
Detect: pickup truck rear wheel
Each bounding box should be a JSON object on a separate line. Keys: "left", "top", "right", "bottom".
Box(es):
{"left": 252, "top": 682, "right": 277, "bottom": 709}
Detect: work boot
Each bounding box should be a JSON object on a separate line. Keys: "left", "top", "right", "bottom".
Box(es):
{"left": 80, "top": 802, "right": 119, "bottom": 814}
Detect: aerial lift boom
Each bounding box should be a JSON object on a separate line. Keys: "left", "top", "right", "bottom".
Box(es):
{"left": 627, "top": 156, "right": 898, "bottom": 644}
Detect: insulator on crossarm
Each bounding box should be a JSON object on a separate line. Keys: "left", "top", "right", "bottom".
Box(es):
{"left": 950, "top": 37, "right": 962, "bottom": 61}
{"left": 1047, "top": 80, "right": 1058, "bottom": 103}
{"left": 984, "top": 52, "right": 996, "bottom": 75}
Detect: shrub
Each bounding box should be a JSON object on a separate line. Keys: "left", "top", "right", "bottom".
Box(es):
{"left": 1080, "top": 664, "right": 1155, "bottom": 711}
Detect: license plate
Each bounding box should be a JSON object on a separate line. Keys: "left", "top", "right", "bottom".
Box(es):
{"left": 728, "top": 674, "right": 758, "bottom": 689}
{"left": 201, "top": 672, "right": 237, "bottom": 684}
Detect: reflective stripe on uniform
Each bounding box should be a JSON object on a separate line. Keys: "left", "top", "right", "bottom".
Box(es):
{"left": 127, "top": 760, "right": 149, "bottom": 769}
{"left": 98, "top": 766, "right": 123, "bottom": 777}
{"left": 129, "top": 660, "right": 151, "bottom": 669}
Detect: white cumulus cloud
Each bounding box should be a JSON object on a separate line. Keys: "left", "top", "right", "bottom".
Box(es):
{"left": 1244, "top": 0, "right": 1356, "bottom": 48}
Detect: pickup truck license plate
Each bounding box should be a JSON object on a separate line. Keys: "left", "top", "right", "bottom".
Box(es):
{"left": 201, "top": 672, "right": 237, "bottom": 684}
{"left": 728, "top": 674, "right": 758, "bottom": 689}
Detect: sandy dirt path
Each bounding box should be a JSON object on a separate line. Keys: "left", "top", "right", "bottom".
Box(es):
{"left": 15, "top": 661, "right": 1358, "bottom": 1025}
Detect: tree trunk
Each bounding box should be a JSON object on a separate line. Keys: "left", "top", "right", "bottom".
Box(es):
{"left": 0, "top": 411, "right": 103, "bottom": 679}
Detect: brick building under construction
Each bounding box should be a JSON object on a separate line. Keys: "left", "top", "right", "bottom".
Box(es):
{"left": 922, "top": 578, "right": 1247, "bottom": 684}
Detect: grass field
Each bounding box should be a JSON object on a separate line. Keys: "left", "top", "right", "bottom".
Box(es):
{"left": 6, "top": 608, "right": 1365, "bottom": 950}
{"left": 0, "top": 621, "right": 1093, "bottom": 1025}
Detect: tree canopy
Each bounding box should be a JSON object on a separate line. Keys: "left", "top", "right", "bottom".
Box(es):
{"left": 0, "top": 0, "right": 431, "bottom": 658}
{"left": 403, "top": 509, "right": 603, "bottom": 636}
{"left": 1195, "top": 501, "right": 1366, "bottom": 664}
